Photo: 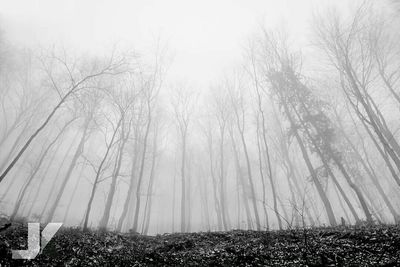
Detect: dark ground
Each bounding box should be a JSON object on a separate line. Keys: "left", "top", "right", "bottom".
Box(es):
{"left": 0, "top": 219, "right": 399, "bottom": 266}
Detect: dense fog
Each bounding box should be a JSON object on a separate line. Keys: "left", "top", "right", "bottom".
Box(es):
{"left": 1, "top": 0, "right": 400, "bottom": 235}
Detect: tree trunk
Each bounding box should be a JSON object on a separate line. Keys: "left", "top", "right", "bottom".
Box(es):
{"left": 237, "top": 127, "right": 261, "bottom": 230}
{"left": 99, "top": 121, "right": 130, "bottom": 230}
{"left": 334, "top": 110, "right": 400, "bottom": 222}
{"left": 0, "top": 116, "right": 33, "bottom": 173}
{"left": 39, "top": 134, "right": 78, "bottom": 220}
{"left": 46, "top": 118, "right": 91, "bottom": 223}
{"left": 0, "top": 90, "right": 74, "bottom": 183}
{"left": 132, "top": 111, "right": 152, "bottom": 232}
{"left": 255, "top": 121, "right": 270, "bottom": 229}
{"left": 26, "top": 139, "right": 64, "bottom": 218}
{"left": 207, "top": 132, "right": 223, "bottom": 230}
{"left": 63, "top": 163, "right": 85, "bottom": 222}
{"left": 83, "top": 117, "right": 122, "bottom": 230}
{"left": 0, "top": 68, "right": 117, "bottom": 184}
{"left": 219, "top": 127, "right": 230, "bottom": 230}
{"left": 229, "top": 129, "right": 253, "bottom": 229}
{"left": 10, "top": 118, "right": 74, "bottom": 220}
{"left": 180, "top": 131, "right": 187, "bottom": 232}
{"left": 281, "top": 101, "right": 337, "bottom": 226}
{"left": 142, "top": 127, "right": 158, "bottom": 235}
{"left": 116, "top": 132, "right": 140, "bottom": 232}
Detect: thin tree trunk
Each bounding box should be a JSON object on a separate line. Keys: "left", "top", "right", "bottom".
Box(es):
{"left": 27, "top": 139, "right": 64, "bottom": 218}
{"left": 207, "top": 132, "right": 223, "bottom": 230}
{"left": 295, "top": 102, "right": 370, "bottom": 222}
{"left": 0, "top": 116, "right": 33, "bottom": 173}
{"left": 333, "top": 181, "right": 351, "bottom": 223}
{"left": 142, "top": 127, "right": 158, "bottom": 235}
{"left": 116, "top": 132, "right": 140, "bottom": 232}
{"left": 281, "top": 101, "right": 337, "bottom": 226}
{"left": 180, "top": 131, "right": 187, "bottom": 233}
{"left": 335, "top": 110, "right": 400, "bottom": 222}
{"left": 271, "top": 103, "right": 314, "bottom": 226}
{"left": 0, "top": 69, "right": 116, "bottom": 184}
{"left": 237, "top": 127, "right": 261, "bottom": 230}
{"left": 172, "top": 172, "right": 176, "bottom": 232}
{"left": 132, "top": 111, "right": 152, "bottom": 232}
{"left": 229, "top": 129, "right": 253, "bottom": 229}
{"left": 186, "top": 163, "right": 191, "bottom": 233}
{"left": 10, "top": 118, "right": 74, "bottom": 220}
{"left": 99, "top": 121, "right": 130, "bottom": 230}
{"left": 199, "top": 170, "right": 211, "bottom": 231}
{"left": 255, "top": 121, "right": 270, "bottom": 229}
{"left": 39, "top": 134, "right": 78, "bottom": 220}
{"left": 63, "top": 162, "right": 85, "bottom": 222}
{"left": 46, "top": 118, "right": 91, "bottom": 223}
{"left": 0, "top": 90, "right": 74, "bottom": 183}
{"left": 219, "top": 127, "right": 230, "bottom": 230}
{"left": 83, "top": 117, "right": 122, "bottom": 230}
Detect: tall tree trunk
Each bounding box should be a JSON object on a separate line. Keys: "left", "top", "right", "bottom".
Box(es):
{"left": 199, "top": 170, "right": 211, "bottom": 231}
{"left": 255, "top": 99, "right": 281, "bottom": 229}
{"left": 180, "top": 131, "right": 187, "bottom": 232}
{"left": 0, "top": 90, "right": 74, "bottom": 183}
{"left": 142, "top": 127, "right": 158, "bottom": 235}
{"left": 63, "top": 163, "right": 85, "bottom": 222}
{"left": 132, "top": 112, "right": 152, "bottom": 232}
{"left": 207, "top": 133, "right": 223, "bottom": 230}
{"left": 333, "top": 182, "right": 351, "bottom": 223}
{"left": 341, "top": 73, "right": 400, "bottom": 176}
{"left": 26, "top": 138, "right": 64, "bottom": 218}
{"left": 237, "top": 126, "right": 261, "bottom": 230}
{"left": 83, "top": 117, "right": 122, "bottom": 230}
{"left": 334, "top": 110, "right": 400, "bottom": 222}
{"left": 0, "top": 116, "right": 32, "bottom": 173}
{"left": 295, "top": 102, "right": 371, "bottom": 222}
{"left": 347, "top": 100, "right": 400, "bottom": 187}
{"left": 116, "top": 132, "right": 140, "bottom": 232}
{"left": 46, "top": 118, "right": 91, "bottom": 223}
{"left": 99, "top": 121, "right": 130, "bottom": 230}
{"left": 271, "top": 103, "right": 315, "bottom": 226}
{"left": 10, "top": 118, "right": 74, "bottom": 220}
{"left": 39, "top": 134, "right": 78, "bottom": 220}
{"left": 172, "top": 172, "right": 176, "bottom": 232}
{"left": 229, "top": 129, "right": 253, "bottom": 229}
{"left": 255, "top": 121, "right": 270, "bottom": 229}
{"left": 186, "top": 163, "right": 191, "bottom": 232}
{"left": 0, "top": 69, "right": 116, "bottom": 184}
{"left": 219, "top": 127, "right": 230, "bottom": 230}
{"left": 281, "top": 101, "right": 337, "bottom": 226}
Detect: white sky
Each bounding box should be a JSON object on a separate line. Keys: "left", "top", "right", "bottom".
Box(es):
{"left": 0, "top": 0, "right": 353, "bottom": 87}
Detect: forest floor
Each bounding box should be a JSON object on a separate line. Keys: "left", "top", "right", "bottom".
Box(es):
{"left": 0, "top": 219, "right": 399, "bottom": 266}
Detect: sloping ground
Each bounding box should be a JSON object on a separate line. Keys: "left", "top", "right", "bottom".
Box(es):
{"left": 0, "top": 220, "right": 399, "bottom": 266}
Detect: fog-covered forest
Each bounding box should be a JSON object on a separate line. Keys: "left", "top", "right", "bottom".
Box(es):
{"left": 1, "top": 0, "right": 400, "bottom": 239}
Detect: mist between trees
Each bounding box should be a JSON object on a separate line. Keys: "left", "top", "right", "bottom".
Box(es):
{"left": 1, "top": 1, "right": 400, "bottom": 235}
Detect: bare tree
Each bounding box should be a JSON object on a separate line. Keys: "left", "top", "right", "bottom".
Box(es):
{"left": 10, "top": 116, "right": 76, "bottom": 220}
{"left": 98, "top": 85, "right": 136, "bottom": 230}
{"left": 171, "top": 85, "right": 196, "bottom": 232}
{"left": 314, "top": 5, "right": 400, "bottom": 186}
{"left": 227, "top": 72, "right": 261, "bottom": 230}
{"left": 257, "top": 31, "right": 337, "bottom": 226}
{"left": 0, "top": 51, "right": 127, "bottom": 184}
{"left": 45, "top": 90, "right": 101, "bottom": 223}
{"left": 83, "top": 106, "right": 123, "bottom": 230}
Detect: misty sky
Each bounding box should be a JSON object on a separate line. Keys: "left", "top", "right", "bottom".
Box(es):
{"left": 0, "top": 0, "right": 354, "bottom": 87}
